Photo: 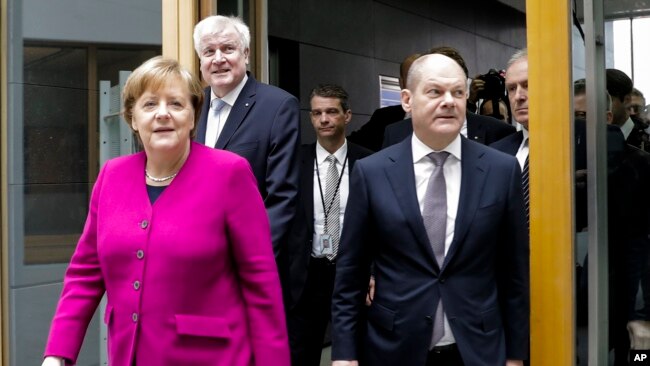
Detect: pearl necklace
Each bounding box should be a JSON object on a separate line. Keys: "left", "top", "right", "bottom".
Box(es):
{"left": 145, "top": 169, "right": 177, "bottom": 183}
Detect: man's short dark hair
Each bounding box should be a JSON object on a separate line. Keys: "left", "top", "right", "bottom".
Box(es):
{"left": 606, "top": 69, "right": 633, "bottom": 102}
{"left": 428, "top": 46, "right": 469, "bottom": 78}
{"left": 574, "top": 78, "right": 586, "bottom": 96}
{"left": 310, "top": 84, "right": 350, "bottom": 111}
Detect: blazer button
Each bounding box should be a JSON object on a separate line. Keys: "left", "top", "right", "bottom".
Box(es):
{"left": 132, "top": 313, "right": 139, "bottom": 322}
{"left": 133, "top": 280, "right": 141, "bottom": 290}
{"left": 140, "top": 220, "right": 149, "bottom": 229}
{"left": 136, "top": 250, "right": 144, "bottom": 259}
{"left": 425, "top": 316, "right": 433, "bottom": 323}
{"left": 439, "top": 278, "right": 445, "bottom": 284}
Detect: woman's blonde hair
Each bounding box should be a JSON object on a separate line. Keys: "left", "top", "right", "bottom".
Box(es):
{"left": 122, "top": 56, "right": 204, "bottom": 139}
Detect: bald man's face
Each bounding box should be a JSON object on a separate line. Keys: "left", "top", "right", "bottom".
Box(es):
{"left": 401, "top": 54, "right": 466, "bottom": 150}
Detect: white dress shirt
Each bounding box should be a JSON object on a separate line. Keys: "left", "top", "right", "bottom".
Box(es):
{"left": 412, "top": 133, "right": 462, "bottom": 346}
{"left": 205, "top": 74, "right": 248, "bottom": 147}
{"left": 460, "top": 117, "right": 468, "bottom": 139}
{"left": 620, "top": 117, "right": 635, "bottom": 141}
{"left": 311, "top": 141, "right": 349, "bottom": 257}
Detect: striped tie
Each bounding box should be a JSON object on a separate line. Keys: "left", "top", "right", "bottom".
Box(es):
{"left": 522, "top": 155, "right": 530, "bottom": 226}
{"left": 324, "top": 155, "right": 340, "bottom": 261}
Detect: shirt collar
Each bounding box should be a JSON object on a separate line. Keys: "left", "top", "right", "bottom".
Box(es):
{"left": 411, "top": 133, "right": 462, "bottom": 164}
{"left": 620, "top": 117, "right": 634, "bottom": 140}
{"left": 316, "top": 140, "right": 348, "bottom": 165}
{"left": 210, "top": 74, "right": 249, "bottom": 107}
{"left": 521, "top": 127, "right": 529, "bottom": 143}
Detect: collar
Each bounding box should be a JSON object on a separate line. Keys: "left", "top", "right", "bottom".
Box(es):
{"left": 210, "top": 74, "right": 249, "bottom": 107}
{"left": 411, "top": 133, "right": 462, "bottom": 164}
{"left": 316, "top": 139, "right": 348, "bottom": 165}
{"left": 521, "top": 126, "right": 529, "bottom": 143}
{"left": 620, "top": 117, "right": 634, "bottom": 140}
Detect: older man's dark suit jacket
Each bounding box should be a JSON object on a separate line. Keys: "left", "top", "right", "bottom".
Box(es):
{"left": 348, "top": 104, "right": 406, "bottom": 152}
{"left": 286, "top": 141, "right": 373, "bottom": 309}
{"left": 331, "top": 136, "right": 529, "bottom": 366}
{"left": 382, "top": 112, "right": 516, "bottom": 148}
{"left": 490, "top": 130, "right": 524, "bottom": 156}
{"left": 196, "top": 73, "right": 300, "bottom": 260}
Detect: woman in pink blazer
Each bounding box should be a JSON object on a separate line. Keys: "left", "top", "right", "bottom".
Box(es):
{"left": 42, "top": 57, "right": 290, "bottom": 366}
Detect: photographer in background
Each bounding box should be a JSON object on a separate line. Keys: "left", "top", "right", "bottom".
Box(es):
{"left": 468, "top": 69, "right": 512, "bottom": 124}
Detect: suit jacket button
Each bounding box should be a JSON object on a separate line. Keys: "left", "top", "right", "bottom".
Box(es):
{"left": 439, "top": 278, "right": 445, "bottom": 284}
{"left": 140, "top": 220, "right": 149, "bottom": 229}
{"left": 132, "top": 313, "right": 139, "bottom": 322}
{"left": 136, "top": 250, "right": 144, "bottom": 259}
{"left": 133, "top": 280, "right": 141, "bottom": 290}
{"left": 425, "top": 316, "right": 433, "bottom": 323}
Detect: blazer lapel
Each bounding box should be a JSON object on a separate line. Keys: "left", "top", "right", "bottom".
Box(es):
{"left": 466, "top": 113, "right": 486, "bottom": 144}
{"left": 504, "top": 131, "right": 524, "bottom": 156}
{"left": 384, "top": 139, "right": 438, "bottom": 270}
{"left": 215, "top": 74, "right": 257, "bottom": 149}
{"left": 442, "top": 138, "right": 488, "bottom": 270}
{"left": 301, "top": 145, "right": 316, "bottom": 234}
{"left": 195, "top": 88, "right": 211, "bottom": 145}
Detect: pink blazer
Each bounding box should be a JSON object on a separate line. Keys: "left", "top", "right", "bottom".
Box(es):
{"left": 45, "top": 142, "right": 290, "bottom": 366}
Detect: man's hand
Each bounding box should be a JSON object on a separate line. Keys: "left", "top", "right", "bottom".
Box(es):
{"left": 628, "top": 320, "right": 650, "bottom": 349}
{"left": 332, "top": 361, "right": 359, "bottom": 366}
{"left": 366, "top": 276, "right": 375, "bottom": 306}
{"left": 506, "top": 360, "right": 524, "bottom": 366}
{"left": 468, "top": 75, "right": 486, "bottom": 105}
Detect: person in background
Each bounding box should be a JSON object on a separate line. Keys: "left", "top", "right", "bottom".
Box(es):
{"left": 286, "top": 84, "right": 372, "bottom": 366}
{"left": 383, "top": 46, "right": 515, "bottom": 149}
{"left": 490, "top": 49, "right": 531, "bottom": 226}
{"left": 479, "top": 99, "right": 510, "bottom": 122}
{"left": 347, "top": 53, "right": 421, "bottom": 152}
{"left": 193, "top": 15, "right": 300, "bottom": 265}
{"left": 470, "top": 69, "right": 512, "bottom": 123}
{"left": 41, "top": 57, "right": 289, "bottom": 366}
{"left": 606, "top": 69, "right": 649, "bottom": 152}
{"left": 627, "top": 87, "right": 647, "bottom": 124}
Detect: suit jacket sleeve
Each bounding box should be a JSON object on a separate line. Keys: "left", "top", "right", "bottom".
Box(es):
{"left": 331, "top": 161, "right": 375, "bottom": 361}
{"left": 45, "top": 163, "right": 109, "bottom": 363}
{"left": 498, "top": 158, "right": 530, "bottom": 359}
{"left": 226, "top": 157, "right": 291, "bottom": 365}
{"left": 266, "top": 94, "right": 300, "bottom": 259}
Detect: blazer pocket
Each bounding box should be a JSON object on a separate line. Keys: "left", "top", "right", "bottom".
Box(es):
{"left": 477, "top": 200, "right": 503, "bottom": 211}
{"left": 367, "top": 301, "right": 395, "bottom": 331}
{"left": 229, "top": 141, "right": 259, "bottom": 154}
{"left": 475, "top": 201, "right": 503, "bottom": 217}
{"left": 481, "top": 308, "right": 501, "bottom": 332}
{"left": 103, "top": 304, "right": 114, "bottom": 325}
{"left": 175, "top": 314, "right": 232, "bottom": 339}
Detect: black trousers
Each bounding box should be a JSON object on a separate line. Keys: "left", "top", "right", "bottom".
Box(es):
{"left": 426, "top": 344, "right": 464, "bottom": 366}
{"left": 288, "top": 257, "right": 337, "bottom": 366}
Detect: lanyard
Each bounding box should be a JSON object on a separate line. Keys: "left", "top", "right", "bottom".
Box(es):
{"left": 315, "top": 153, "right": 348, "bottom": 228}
